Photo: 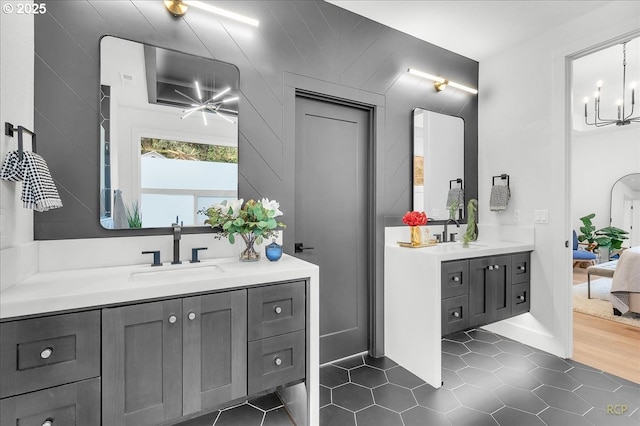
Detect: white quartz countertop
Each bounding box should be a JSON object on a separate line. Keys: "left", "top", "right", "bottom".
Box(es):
{"left": 0, "top": 254, "right": 319, "bottom": 320}
{"left": 385, "top": 239, "right": 534, "bottom": 261}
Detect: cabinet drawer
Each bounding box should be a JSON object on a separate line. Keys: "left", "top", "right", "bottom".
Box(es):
{"left": 248, "top": 330, "right": 305, "bottom": 394}
{"left": 0, "top": 377, "right": 100, "bottom": 426}
{"left": 441, "top": 260, "right": 469, "bottom": 299}
{"left": 511, "top": 252, "right": 531, "bottom": 284}
{"left": 441, "top": 295, "right": 469, "bottom": 336}
{"left": 512, "top": 283, "right": 530, "bottom": 315}
{"left": 0, "top": 311, "right": 100, "bottom": 398}
{"left": 248, "top": 281, "right": 305, "bottom": 341}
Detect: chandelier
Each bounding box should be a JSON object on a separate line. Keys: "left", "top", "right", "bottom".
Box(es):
{"left": 584, "top": 42, "right": 639, "bottom": 127}
{"left": 175, "top": 81, "right": 238, "bottom": 125}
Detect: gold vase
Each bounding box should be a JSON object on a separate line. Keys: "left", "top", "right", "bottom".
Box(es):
{"left": 410, "top": 226, "right": 422, "bottom": 247}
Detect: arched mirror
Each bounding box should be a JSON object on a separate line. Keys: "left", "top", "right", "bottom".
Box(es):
{"left": 610, "top": 173, "right": 640, "bottom": 248}
{"left": 99, "top": 36, "right": 239, "bottom": 229}
{"left": 412, "top": 108, "right": 465, "bottom": 221}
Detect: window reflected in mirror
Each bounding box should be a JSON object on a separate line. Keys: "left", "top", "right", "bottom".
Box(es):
{"left": 99, "top": 36, "right": 239, "bottom": 229}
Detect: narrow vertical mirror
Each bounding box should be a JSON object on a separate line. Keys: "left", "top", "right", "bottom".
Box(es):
{"left": 412, "top": 108, "right": 465, "bottom": 221}
{"left": 99, "top": 36, "right": 239, "bottom": 229}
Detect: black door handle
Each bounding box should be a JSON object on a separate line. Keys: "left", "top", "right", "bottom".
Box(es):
{"left": 295, "top": 243, "right": 314, "bottom": 253}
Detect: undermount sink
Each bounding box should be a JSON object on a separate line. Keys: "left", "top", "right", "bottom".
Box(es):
{"left": 129, "top": 263, "right": 225, "bottom": 284}
{"left": 429, "top": 242, "right": 488, "bottom": 251}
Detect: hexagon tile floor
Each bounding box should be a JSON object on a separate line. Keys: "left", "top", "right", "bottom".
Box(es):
{"left": 182, "top": 328, "right": 639, "bottom": 426}
{"left": 320, "top": 329, "right": 640, "bottom": 426}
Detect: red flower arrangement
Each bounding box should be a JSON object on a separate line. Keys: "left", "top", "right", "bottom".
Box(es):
{"left": 402, "top": 211, "right": 427, "bottom": 226}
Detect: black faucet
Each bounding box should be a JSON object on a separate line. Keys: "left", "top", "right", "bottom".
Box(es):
{"left": 172, "top": 216, "right": 183, "bottom": 264}
{"left": 442, "top": 219, "right": 460, "bottom": 242}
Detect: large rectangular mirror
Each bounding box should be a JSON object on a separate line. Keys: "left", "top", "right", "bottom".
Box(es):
{"left": 412, "top": 108, "right": 465, "bottom": 221}
{"left": 99, "top": 36, "right": 239, "bottom": 229}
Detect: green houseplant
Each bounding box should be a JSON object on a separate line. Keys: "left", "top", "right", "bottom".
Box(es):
{"left": 577, "top": 213, "right": 628, "bottom": 252}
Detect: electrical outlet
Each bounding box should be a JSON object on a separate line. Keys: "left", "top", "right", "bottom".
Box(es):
{"left": 534, "top": 209, "right": 549, "bottom": 224}
{"left": 514, "top": 209, "right": 521, "bottom": 222}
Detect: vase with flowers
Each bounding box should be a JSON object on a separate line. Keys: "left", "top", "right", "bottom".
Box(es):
{"left": 199, "top": 198, "right": 286, "bottom": 262}
{"left": 402, "top": 211, "right": 428, "bottom": 247}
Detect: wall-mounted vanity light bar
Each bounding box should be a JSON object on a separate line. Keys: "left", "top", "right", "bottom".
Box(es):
{"left": 164, "top": 0, "right": 260, "bottom": 27}
{"left": 407, "top": 68, "right": 478, "bottom": 95}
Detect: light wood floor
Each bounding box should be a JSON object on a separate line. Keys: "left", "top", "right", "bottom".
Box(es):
{"left": 572, "top": 267, "right": 640, "bottom": 384}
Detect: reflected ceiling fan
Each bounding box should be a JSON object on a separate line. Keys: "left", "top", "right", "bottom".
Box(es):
{"left": 175, "top": 81, "right": 238, "bottom": 125}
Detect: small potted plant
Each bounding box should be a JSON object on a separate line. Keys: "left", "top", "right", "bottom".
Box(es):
{"left": 199, "top": 198, "right": 286, "bottom": 262}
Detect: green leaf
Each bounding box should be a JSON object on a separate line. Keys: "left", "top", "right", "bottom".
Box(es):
{"left": 267, "top": 218, "right": 277, "bottom": 229}
{"left": 228, "top": 234, "right": 235, "bottom": 244}
{"left": 254, "top": 205, "right": 264, "bottom": 220}
{"left": 595, "top": 236, "right": 611, "bottom": 247}
{"left": 222, "top": 221, "right": 232, "bottom": 230}
{"left": 258, "top": 221, "right": 268, "bottom": 228}
{"left": 256, "top": 235, "right": 264, "bottom": 245}
{"left": 233, "top": 217, "right": 245, "bottom": 227}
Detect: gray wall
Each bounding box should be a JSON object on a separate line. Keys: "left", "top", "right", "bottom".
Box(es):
{"left": 34, "top": 0, "right": 478, "bottom": 240}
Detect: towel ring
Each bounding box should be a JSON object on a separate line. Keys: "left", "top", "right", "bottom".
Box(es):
{"left": 449, "top": 178, "right": 463, "bottom": 189}
{"left": 492, "top": 174, "right": 509, "bottom": 188}
{"left": 5, "top": 122, "right": 37, "bottom": 161}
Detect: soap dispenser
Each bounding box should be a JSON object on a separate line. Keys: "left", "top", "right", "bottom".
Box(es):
{"left": 265, "top": 239, "right": 283, "bottom": 261}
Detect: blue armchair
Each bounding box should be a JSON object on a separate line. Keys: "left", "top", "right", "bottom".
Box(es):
{"left": 573, "top": 230, "right": 597, "bottom": 267}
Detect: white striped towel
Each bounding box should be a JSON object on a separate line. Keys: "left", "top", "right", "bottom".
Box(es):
{"left": 1, "top": 151, "right": 63, "bottom": 212}
{"left": 489, "top": 185, "right": 510, "bottom": 211}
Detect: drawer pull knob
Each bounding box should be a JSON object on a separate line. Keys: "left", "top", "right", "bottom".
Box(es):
{"left": 274, "top": 306, "right": 282, "bottom": 314}
{"left": 169, "top": 315, "right": 177, "bottom": 324}
{"left": 40, "top": 348, "right": 53, "bottom": 359}
{"left": 42, "top": 419, "right": 53, "bottom": 426}
{"left": 452, "top": 312, "right": 460, "bottom": 318}
{"left": 494, "top": 265, "right": 500, "bottom": 270}
{"left": 188, "top": 312, "right": 196, "bottom": 321}
{"left": 518, "top": 295, "right": 525, "bottom": 301}
{"left": 452, "top": 276, "right": 460, "bottom": 282}
{"left": 274, "top": 357, "right": 283, "bottom": 366}
{"left": 519, "top": 266, "right": 526, "bottom": 271}
{"left": 487, "top": 265, "right": 494, "bottom": 270}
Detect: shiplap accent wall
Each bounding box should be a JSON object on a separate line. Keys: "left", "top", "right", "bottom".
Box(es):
{"left": 34, "top": 0, "right": 477, "bottom": 239}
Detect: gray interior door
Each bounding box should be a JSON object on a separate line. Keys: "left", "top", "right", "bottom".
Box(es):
{"left": 294, "top": 95, "right": 369, "bottom": 364}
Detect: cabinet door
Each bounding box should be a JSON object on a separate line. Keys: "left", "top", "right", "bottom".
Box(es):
{"left": 102, "top": 299, "right": 183, "bottom": 426}
{"left": 491, "top": 255, "right": 512, "bottom": 322}
{"left": 469, "top": 257, "right": 493, "bottom": 326}
{"left": 183, "top": 290, "right": 247, "bottom": 415}
{"left": 0, "top": 378, "right": 100, "bottom": 426}
{"left": 469, "top": 255, "right": 513, "bottom": 327}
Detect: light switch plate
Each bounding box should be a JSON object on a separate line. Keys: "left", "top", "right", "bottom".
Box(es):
{"left": 534, "top": 209, "right": 549, "bottom": 224}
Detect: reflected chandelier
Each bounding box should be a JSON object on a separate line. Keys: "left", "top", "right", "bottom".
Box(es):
{"left": 584, "top": 42, "right": 639, "bottom": 127}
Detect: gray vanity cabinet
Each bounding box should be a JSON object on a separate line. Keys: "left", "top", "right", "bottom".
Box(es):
{"left": 102, "top": 290, "right": 247, "bottom": 426}
{"left": 442, "top": 252, "right": 530, "bottom": 336}
{"left": 469, "top": 255, "right": 512, "bottom": 325}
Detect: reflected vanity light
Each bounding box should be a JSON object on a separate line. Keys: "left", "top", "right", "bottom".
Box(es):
{"left": 164, "top": 0, "right": 260, "bottom": 27}
{"left": 407, "top": 68, "right": 478, "bottom": 95}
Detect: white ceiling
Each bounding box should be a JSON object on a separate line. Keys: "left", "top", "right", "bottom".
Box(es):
{"left": 328, "top": 1, "right": 639, "bottom": 131}
{"left": 327, "top": 1, "right": 613, "bottom": 62}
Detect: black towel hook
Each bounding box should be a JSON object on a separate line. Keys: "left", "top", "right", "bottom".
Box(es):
{"left": 5, "top": 122, "right": 37, "bottom": 161}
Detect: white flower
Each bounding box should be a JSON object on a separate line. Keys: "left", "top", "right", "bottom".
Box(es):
{"left": 212, "top": 198, "right": 244, "bottom": 218}
{"left": 228, "top": 198, "right": 244, "bottom": 218}
{"left": 260, "top": 198, "right": 283, "bottom": 217}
